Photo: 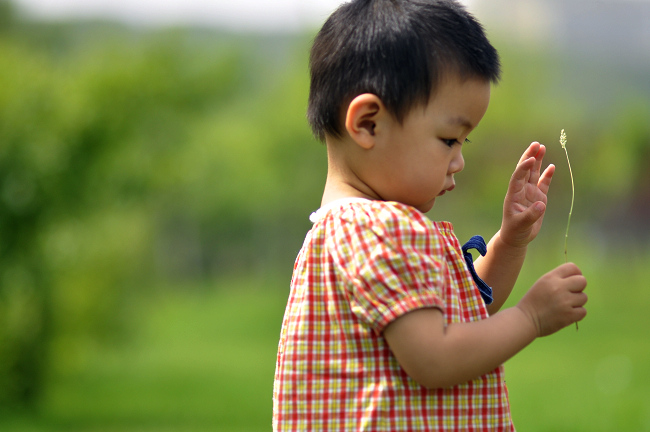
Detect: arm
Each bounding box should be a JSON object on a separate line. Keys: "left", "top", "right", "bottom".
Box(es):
{"left": 474, "top": 142, "right": 555, "bottom": 314}
{"left": 383, "top": 263, "right": 587, "bottom": 389}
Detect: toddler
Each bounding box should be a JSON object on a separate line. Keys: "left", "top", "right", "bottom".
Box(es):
{"left": 273, "top": 0, "right": 588, "bottom": 430}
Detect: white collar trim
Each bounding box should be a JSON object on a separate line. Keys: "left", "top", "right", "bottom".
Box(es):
{"left": 309, "top": 198, "right": 371, "bottom": 223}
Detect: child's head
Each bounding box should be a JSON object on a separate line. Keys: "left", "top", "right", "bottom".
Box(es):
{"left": 307, "top": 0, "right": 501, "bottom": 142}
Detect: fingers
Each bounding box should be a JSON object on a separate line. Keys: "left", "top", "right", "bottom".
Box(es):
{"left": 509, "top": 157, "right": 535, "bottom": 190}
{"left": 567, "top": 274, "right": 588, "bottom": 293}
{"left": 571, "top": 292, "right": 589, "bottom": 308}
{"left": 517, "top": 141, "right": 544, "bottom": 167}
{"left": 554, "top": 262, "right": 584, "bottom": 278}
{"left": 555, "top": 262, "right": 588, "bottom": 304}
{"left": 512, "top": 143, "right": 549, "bottom": 187}
{"left": 573, "top": 305, "right": 588, "bottom": 322}
{"left": 529, "top": 144, "right": 545, "bottom": 185}
{"left": 537, "top": 164, "right": 555, "bottom": 195}
{"left": 521, "top": 263, "right": 588, "bottom": 336}
{"left": 553, "top": 263, "right": 588, "bottom": 290}
{"left": 570, "top": 291, "right": 588, "bottom": 325}
{"left": 511, "top": 162, "right": 552, "bottom": 199}
{"left": 517, "top": 142, "right": 542, "bottom": 166}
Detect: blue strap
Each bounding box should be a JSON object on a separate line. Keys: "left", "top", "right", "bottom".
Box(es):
{"left": 461, "top": 235, "right": 493, "bottom": 305}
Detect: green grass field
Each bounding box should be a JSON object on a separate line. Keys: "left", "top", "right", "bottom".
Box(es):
{"left": 1, "top": 247, "right": 649, "bottom": 432}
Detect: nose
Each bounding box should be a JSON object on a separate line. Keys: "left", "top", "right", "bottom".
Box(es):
{"left": 449, "top": 148, "right": 465, "bottom": 174}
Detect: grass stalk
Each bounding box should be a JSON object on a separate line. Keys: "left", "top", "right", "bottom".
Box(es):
{"left": 560, "top": 129, "right": 578, "bottom": 330}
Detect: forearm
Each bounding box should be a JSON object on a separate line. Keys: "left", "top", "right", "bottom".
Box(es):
{"left": 385, "top": 306, "right": 537, "bottom": 389}
{"left": 474, "top": 230, "right": 527, "bottom": 314}
{"left": 435, "top": 307, "right": 536, "bottom": 386}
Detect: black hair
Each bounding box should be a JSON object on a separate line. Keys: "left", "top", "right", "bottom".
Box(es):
{"left": 307, "top": 0, "right": 501, "bottom": 141}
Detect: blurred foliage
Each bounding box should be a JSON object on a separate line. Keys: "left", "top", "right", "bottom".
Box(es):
{"left": 0, "top": 6, "right": 321, "bottom": 406}
{"left": 0, "top": 0, "right": 648, "bottom": 410}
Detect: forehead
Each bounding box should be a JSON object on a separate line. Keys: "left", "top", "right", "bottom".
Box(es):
{"left": 420, "top": 77, "right": 491, "bottom": 130}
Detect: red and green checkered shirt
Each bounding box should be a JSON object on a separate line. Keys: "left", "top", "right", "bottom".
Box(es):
{"left": 273, "top": 199, "right": 514, "bottom": 431}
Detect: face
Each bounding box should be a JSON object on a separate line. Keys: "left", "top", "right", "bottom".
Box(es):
{"left": 361, "top": 77, "right": 491, "bottom": 213}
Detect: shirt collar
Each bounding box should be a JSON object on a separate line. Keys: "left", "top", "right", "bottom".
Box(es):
{"left": 309, "top": 198, "right": 371, "bottom": 223}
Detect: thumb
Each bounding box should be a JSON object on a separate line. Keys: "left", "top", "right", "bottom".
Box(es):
{"left": 518, "top": 201, "right": 546, "bottom": 225}
{"left": 532, "top": 201, "right": 546, "bottom": 215}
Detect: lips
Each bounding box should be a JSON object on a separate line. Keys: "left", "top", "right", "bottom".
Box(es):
{"left": 437, "top": 184, "right": 455, "bottom": 197}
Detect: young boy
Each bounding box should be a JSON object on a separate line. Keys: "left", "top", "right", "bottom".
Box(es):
{"left": 273, "top": 0, "right": 588, "bottom": 430}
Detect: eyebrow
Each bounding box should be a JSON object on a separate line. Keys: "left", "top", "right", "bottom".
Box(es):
{"left": 447, "top": 116, "right": 474, "bottom": 129}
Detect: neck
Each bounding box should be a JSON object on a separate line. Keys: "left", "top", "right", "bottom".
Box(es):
{"left": 321, "top": 142, "right": 379, "bottom": 207}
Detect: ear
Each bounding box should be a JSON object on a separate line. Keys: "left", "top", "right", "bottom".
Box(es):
{"left": 345, "top": 94, "right": 386, "bottom": 150}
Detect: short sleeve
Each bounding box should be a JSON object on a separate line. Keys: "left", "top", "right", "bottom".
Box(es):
{"left": 328, "top": 202, "right": 447, "bottom": 334}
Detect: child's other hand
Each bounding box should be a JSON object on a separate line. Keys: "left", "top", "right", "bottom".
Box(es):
{"left": 516, "top": 263, "right": 587, "bottom": 337}
{"left": 501, "top": 142, "right": 555, "bottom": 248}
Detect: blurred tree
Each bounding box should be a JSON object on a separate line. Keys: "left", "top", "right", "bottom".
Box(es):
{"left": 0, "top": 0, "right": 15, "bottom": 32}
{"left": 0, "top": 16, "right": 53, "bottom": 406}
{"left": 0, "top": 18, "right": 247, "bottom": 406}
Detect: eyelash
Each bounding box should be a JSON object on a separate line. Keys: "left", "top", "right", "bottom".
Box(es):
{"left": 443, "top": 138, "right": 472, "bottom": 147}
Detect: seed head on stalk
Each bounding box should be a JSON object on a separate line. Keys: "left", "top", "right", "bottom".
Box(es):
{"left": 560, "top": 129, "right": 578, "bottom": 330}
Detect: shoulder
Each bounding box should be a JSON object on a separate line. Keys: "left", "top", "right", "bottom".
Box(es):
{"left": 320, "top": 200, "right": 442, "bottom": 254}
{"left": 329, "top": 200, "right": 431, "bottom": 231}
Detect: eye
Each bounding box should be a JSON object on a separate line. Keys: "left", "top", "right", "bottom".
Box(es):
{"left": 442, "top": 139, "right": 459, "bottom": 147}
{"left": 442, "top": 138, "right": 471, "bottom": 147}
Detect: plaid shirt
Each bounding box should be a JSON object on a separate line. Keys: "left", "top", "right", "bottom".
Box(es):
{"left": 273, "top": 200, "right": 514, "bottom": 431}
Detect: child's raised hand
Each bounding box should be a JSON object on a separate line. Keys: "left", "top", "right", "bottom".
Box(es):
{"left": 516, "top": 263, "right": 588, "bottom": 336}
{"left": 500, "top": 142, "right": 555, "bottom": 248}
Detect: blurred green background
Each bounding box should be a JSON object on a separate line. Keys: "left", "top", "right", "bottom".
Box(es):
{"left": 1, "top": 0, "right": 649, "bottom": 430}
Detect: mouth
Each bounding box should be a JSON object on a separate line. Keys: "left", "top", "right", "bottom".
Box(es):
{"left": 438, "top": 184, "right": 455, "bottom": 196}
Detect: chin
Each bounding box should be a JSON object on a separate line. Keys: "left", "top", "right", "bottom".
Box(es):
{"left": 417, "top": 200, "right": 435, "bottom": 213}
